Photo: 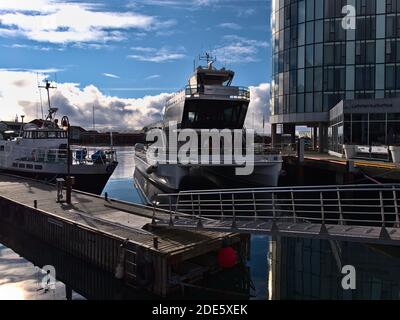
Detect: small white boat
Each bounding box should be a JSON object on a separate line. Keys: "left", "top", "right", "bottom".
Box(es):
{"left": 0, "top": 80, "right": 118, "bottom": 194}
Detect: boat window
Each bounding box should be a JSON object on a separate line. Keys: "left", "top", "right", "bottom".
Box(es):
{"left": 188, "top": 112, "right": 196, "bottom": 123}
{"left": 182, "top": 101, "right": 249, "bottom": 129}
{"left": 37, "top": 131, "right": 47, "bottom": 139}
{"left": 48, "top": 131, "right": 57, "bottom": 139}
{"left": 24, "top": 131, "right": 33, "bottom": 139}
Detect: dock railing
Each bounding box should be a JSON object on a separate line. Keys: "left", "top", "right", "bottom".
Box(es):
{"left": 155, "top": 184, "right": 400, "bottom": 230}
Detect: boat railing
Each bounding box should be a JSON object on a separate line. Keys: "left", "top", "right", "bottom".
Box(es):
{"left": 184, "top": 85, "right": 250, "bottom": 100}
{"left": 12, "top": 146, "right": 117, "bottom": 166}
{"left": 154, "top": 184, "right": 400, "bottom": 229}
{"left": 136, "top": 143, "right": 282, "bottom": 164}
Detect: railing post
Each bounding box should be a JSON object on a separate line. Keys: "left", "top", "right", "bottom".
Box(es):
{"left": 271, "top": 193, "right": 276, "bottom": 220}
{"left": 337, "top": 188, "right": 344, "bottom": 225}
{"left": 152, "top": 202, "right": 157, "bottom": 225}
{"left": 291, "top": 190, "right": 296, "bottom": 223}
{"left": 320, "top": 192, "right": 325, "bottom": 225}
{"left": 252, "top": 191, "right": 257, "bottom": 222}
{"left": 231, "top": 194, "right": 237, "bottom": 229}
{"left": 175, "top": 194, "right": 180, "bottom": 217}
{"left": 190, "top": 193, "right": 195, "bottom": 218}
{"left": 220, "top": 193, "right": 224, "bottom": 221}
{"left": 393, "top": 186, "right": 400, "bottom": 228}
{"left": 197, "top": 194, "right": 203, "bottom": 228}
{"left": 379, "top": 191, "right": 385, "bottom": 228}
{"left": 169, "top": 197, "right": 174, "bottom": 227}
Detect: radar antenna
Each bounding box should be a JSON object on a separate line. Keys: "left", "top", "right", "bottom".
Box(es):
{"left": 199, "top": 52, "right": 216, "bottom": 69}
{"left": 38, "top": 79, "right": 58, "bottom": 122}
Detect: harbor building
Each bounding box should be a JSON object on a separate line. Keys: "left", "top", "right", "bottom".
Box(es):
{"left": 270, "top": 0, "right": 400, "bottom": 154}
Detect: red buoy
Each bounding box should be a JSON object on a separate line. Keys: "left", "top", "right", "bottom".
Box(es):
{"left": 218, "top": 247, "right": 237, "bottom": 269}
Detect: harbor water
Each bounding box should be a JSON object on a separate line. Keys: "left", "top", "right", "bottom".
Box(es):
{"left": 1, "top": 147, "right": 400, "bottom": 300}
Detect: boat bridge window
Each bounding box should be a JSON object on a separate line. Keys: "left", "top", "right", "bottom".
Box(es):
{"left": 182, "top": 101, "right": 248, "bottom": 129}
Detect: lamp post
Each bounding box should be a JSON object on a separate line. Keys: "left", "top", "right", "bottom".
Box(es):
{"left": 61, "top": 116, "right": 72, "bottom": 204}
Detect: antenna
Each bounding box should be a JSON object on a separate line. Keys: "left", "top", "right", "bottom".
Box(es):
{"left": 92, "top": 104, "right": 96, "bottom": 130}
{"left": 38, "top": 79, "right": 58, "bottom": 122}
{"left": 199, "top": 52, "right": 216, "bottom": 68}
{"left": 37, "top": 73, "right": 45, "bottom": 120}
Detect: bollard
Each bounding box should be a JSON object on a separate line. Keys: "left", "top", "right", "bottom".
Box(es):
{"left": 34, "top": 200, "right": 37, "bottom": 209}
{"left": 153, "top": 237, "right": 159, "bottom": 249}
{"left": 66, "top": 176, "right": 72, "bottom": 204}
{"left": 297, "top": 138, "right": 305, "bottom": 163}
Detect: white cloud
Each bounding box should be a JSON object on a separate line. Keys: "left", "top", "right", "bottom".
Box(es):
{"left": 0, "top": 70, "right": 270, "bottom": 133}
{"left": 193, "top": 0, "right": 220, "bottom": 6}
{"left": 237, "top": 8, "right": 255, "bottom": 17}
{"left": 218, "top": 22, "right": 242, "bottom": 30}
{"left": 102, "top": 73, "right": 120, "bottom": 79}
{"left": 0, "top": 67, "right": 64, "bottom": 73}
{"left": 214, "top": 35, "right": 269, "bottom": 64}
{"left": 0, "top": 0, "right": 171, "bottom": 44}
{"left": 128, "top": 46, "right": 186, "bottom": 63}
{"left": 245, "top": 83, "right": 271, "bottom": 134}
{"left": 3, "top": 43, "right": 65, "bottom": 51}
{"left": 0, "top": 70, "right": 171, "bottom": 130}
{"left": 145, "top": 75, "right": 161, "bottom": 80}
{"left": 132, "top": 0, "right": 220, "bottom": 8}
{"left": 0, "top": 0, "right": 55, "bottom": 12}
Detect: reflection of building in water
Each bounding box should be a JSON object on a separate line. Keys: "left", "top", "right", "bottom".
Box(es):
{"left": 269, "top": 237, "right": 400, "bottom": 300}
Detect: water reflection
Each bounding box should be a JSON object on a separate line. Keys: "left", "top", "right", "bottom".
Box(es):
{"left": 0, "top": 231, "right": 84, "bottom": 300}
{"left": 269, "top": 237, "right": 400, "bottom": 300}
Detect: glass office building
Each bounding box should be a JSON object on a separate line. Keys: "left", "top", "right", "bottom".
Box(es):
{"left": 270, "top": 0, "right": 400, "bottom": 153}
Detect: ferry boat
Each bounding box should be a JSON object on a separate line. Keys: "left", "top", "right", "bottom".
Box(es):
{"left": 134, "top": 54, "right": 282, "bottom": 203}
{"left": 0, "top": 80, "right": 118, "bottom": 195}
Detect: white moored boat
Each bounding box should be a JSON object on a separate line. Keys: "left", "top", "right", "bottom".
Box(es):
{"left": 0, "top": 80, "right": 118, "bottom": 195}
{"left": 134, "top": 54, "right": 282, "bottom": 203}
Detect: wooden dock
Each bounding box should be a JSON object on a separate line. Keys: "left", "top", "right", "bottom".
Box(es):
{"left": 284, "top": 152, "right": 400, "bottom": 183}
{"left": 0, "top": 174, "right": 249, "bottom": 297}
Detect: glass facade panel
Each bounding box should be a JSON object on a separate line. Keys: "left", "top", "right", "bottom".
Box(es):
{"left": 271, "top": 0, "right": 400, "bottom": 118}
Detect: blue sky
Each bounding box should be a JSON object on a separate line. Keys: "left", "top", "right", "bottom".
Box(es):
{"left": 0, "top": 0, "right": 272, "bottom": 130}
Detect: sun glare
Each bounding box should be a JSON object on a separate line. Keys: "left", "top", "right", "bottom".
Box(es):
{"left": 0, "top": 284, "right": 25, "bottom": 300}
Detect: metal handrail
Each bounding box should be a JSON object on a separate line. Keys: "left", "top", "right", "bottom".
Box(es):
{"left": 155, "top": 184, "right": 400, "bottom": 229}
{"left": 184, "top": 85, "right": 250, "bottom": 100}
{"left": 10, "top": 145, "right": 117, "bottom": 166}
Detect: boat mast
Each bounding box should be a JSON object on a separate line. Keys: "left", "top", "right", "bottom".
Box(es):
{"left": 38, "top": 79, "right": 58, "bottom": 122}
{"left": 199, "top": 52, "right": 216, "bottom": 69}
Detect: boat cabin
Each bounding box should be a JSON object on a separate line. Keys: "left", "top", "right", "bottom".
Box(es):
{"left": 164, "top": 66, "right": 250, "bottom": 130}
{"left": 189, "top": 66, "right": 234, "bottom": 88}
